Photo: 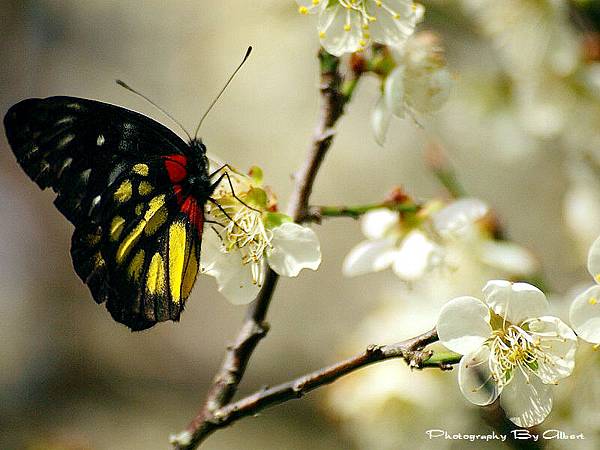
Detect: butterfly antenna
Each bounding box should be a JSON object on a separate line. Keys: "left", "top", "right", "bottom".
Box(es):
{"left": 193, "top": 46, "right": 253, "bottom": 140}
{"left": 116, "top": 79, "right": 193, "bottom": 142}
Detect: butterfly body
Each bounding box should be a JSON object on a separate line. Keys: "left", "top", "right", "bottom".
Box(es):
{"left": 4, "top": 96, "right": 214, "bottom": 331}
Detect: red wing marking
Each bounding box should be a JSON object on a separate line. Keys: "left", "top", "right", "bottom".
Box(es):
{"left": 162, "top": 154, "right": 204, "bottom": 234}
{"left": 180, "top": 195, "right": 204, "bottom": 234}
{"left": 163, "top": 154, "right": 188, "bottom": 184}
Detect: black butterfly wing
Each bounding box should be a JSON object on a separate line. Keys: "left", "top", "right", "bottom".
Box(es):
{"left": 4, "top": 96, "right": 189, "bottom": 226}
{"left": 71, "top": 160, "right": 203, "bottom": 330}
{"left": 4, "top": 97, "right": 203, "bottom": 330}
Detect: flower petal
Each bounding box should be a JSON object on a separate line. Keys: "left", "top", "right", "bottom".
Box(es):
{"left": 500, "top": 369, "right": 553, "bottom": 428}
{"left": 482, "top": 280, "right": 549, "bottom": 324}
{"left": 588, "top": 235, "right": 600, "bottom": 284}
{"left": 342, "top": 238, "right": 396, "bottom": 277}
{"left": 384, "top": 65, "right": 407, "bottom": 118}
{"left": 200, "top": 231, "right": 262, "bottom": 305}
{"left": 405, "top": 66, "right": 453, "bottom": 114}
{"left": 268, "top": 223, "right": 321, "bottom": 277}
{"left": 432, "top": 198, "right": 489, "bottom": 238}
{"left": 478, "top": 240, "right": 539, "bottom": 276}
{"left": 569, "top": 285, "right": 600, "bottom": 344}
{"left": 369, "top": 0, "right": 417, "bottom": 48}
{"left": 318, "top": 5, "right": 363, "bottom": 56}
{"left": 437, "top": 296, "right": 492, "bottom": 355}
{"left": 214, "top": 262, "right": 262, "bottom": 305}
{"left": 372, "top": 95, "right": 392, "bottom": 145}
{"left": 392, "top": 231, "right": 443, "bottom": 281}
{"left": 527, "top": 316, "right": 577, "bottom": 383}
{"left": 199, "top": 230, "right": 223, "bottom": 274}
{"left": 458, "top": 345, "right": 500, "bottom": 406}
{"left": 361, "top": 209, "right": 399, "bottom": 240}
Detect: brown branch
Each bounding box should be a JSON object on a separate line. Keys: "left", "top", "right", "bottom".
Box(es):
{"left": 208, "top": 329, "right": 453, "bottom": 427}
{"left": 173, "top": 329, "right": 458, "bottom": 446}
{"left": 288, "top": 50, "right": 351, "bottom": 223}
{"left": 171, "top": 50, "right": 357, "bottom": 450}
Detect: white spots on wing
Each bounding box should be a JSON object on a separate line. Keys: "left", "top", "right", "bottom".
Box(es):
{"left": 88, "top": 195, "right": 102, "bottom": 216}
{"left": 108, "top": 163, "right": 128, "bottom": 185}
{"left": 57, "top": 134, "right": 75, "bottom": 149}
{"left": 80, "top": 168, "right": 91, "bottom": 184}
{"left": 55, "top": 116, "right": 75, "bottom": 126}
{"left": 66, "top": 103, "right": 82, "bottom": 110}
{"left": 57, "top": 157, "right": 73, "bottom": 179}
{"left": 97, "top": 134, "right": 105, "bottom": 146}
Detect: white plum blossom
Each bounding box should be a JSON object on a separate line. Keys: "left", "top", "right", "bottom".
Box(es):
{"left": 296, "top": 0, "right": 421, "bottom": 56}
{"left": 372, "top": 32, "right": 452, "bottom": 144}
{"left": 201, "top": 167, "right": 321, "bottom": 305}
{"left": 343, "top": 198, "right": 536, "bottom": 282}
{"left": 437, "top": 281, "right": 577, "bottom": 427}
{"left": 569, "top": 235, "right": 600, "bottom": 344}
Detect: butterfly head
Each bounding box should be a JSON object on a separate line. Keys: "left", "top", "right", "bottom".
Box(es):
{"left": 190, "top": 137, "right": 207, "bottom": 155}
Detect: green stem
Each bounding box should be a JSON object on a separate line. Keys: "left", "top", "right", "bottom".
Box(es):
{"left": 421, "top": 351, "right": 463, "bottom": 367}
{"left": 308, "top": 201, "right": 419, "bottom": 221}
{"left": 432, "top": 167, "right": 467, "bottom": 199}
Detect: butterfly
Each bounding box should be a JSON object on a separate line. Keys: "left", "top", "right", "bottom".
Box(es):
{"left": 3, "top": 48, "right": 252, "bottom": 331}
{"left": 4, "top": 95, "right": 221, "bottom": 330}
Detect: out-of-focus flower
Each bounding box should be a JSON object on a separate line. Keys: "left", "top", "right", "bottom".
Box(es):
{"left": 438, "top": 280, "right": 577, "bottom": 427}
{"left": 372, "top": 32, "right": 452, "bottom": 143}
{"left": 201, "top": 166, "right": 321, "bottom": 304}
{"left": 343, "top": 198, "right": 536, "bottom": 282}
{"left": 564, "top": 162, "right": 600, "bottom": 258}
{"left": 296, "top": 0, "right": 421, "bottom": 56}
{"left": 460, "top": 0, "right": 579, "bottom": 79}
{"left": 569, "top": 235, "right": 600, "bottom": 344}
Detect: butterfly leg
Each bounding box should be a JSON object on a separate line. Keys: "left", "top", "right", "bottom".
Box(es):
{"left": 209, "top": 170, "right": 260, "bottom": 213}
{"left": 207, "top": 197, "right": 251, "bottom": 234}
{"left": 208, "top": 163, "right": 234, "bottom": 178}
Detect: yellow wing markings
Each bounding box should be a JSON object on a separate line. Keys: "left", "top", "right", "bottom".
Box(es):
{"left": 110, "top": 216, "right": 126, "bottom": 241}
{"left": 146, "top": 252, "right": 166, "bottom": 294}
{"left": 116, "top": 194, "right": 166, "bottom": 264}
{"left": 128, "top": 249, "right": 145, "bottom": 281}
{"left": 114, "top": 179, "right": 133, "bottom": 203}
{"left": 182, "top": 246, "right": 198, "bottom": 299}
{"left": 168, "top": 222, "right": 187, "bottom": 303}
{"left": 138, "top": 181, "right": 153, "bottom": 196}
{"left": 132, "top": 163, "right": 149, "bottom": 176}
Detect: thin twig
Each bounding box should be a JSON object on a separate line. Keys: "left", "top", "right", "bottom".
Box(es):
{"left": 171, "top": 49, "right": 357, "bottom": 449}
{"left": 209, "top": 328, "right": 457, "bottom": 427}
{"left": 305, "top": 201, "right": 419, "bottom": 223}
{"left": 424, "top": 141, "right": 467, "bottom": 199}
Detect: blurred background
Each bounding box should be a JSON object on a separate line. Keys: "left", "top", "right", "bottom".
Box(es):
{"left": 2, "top": 0, "right": 600, "bottom": 448}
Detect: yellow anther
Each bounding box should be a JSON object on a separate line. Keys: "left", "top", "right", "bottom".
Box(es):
{"left": 298, "top": 6, "right": 309, "bottom": 14}
{"left": 359, "top": 39, "right": 367, "bottom": 46}
{"left": 319, "top": 30, "right": 326, "bottom": 38}
{"left": 363, "top": 32, "right": 370, "bottom": 39}
{"left": 344, "top": 23, "right": 351, "bottom": 32}
{"left": 394, "top": 13, "right": 401, "bottom": 19}
{"left": 376, "top": 0, "right": 382, "bottom": 6}
{"left": 312, "top": 0, "right": 320, "bottom": 4}
{"left": 589, "top": 297, "right": 598, "bottom": 305}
